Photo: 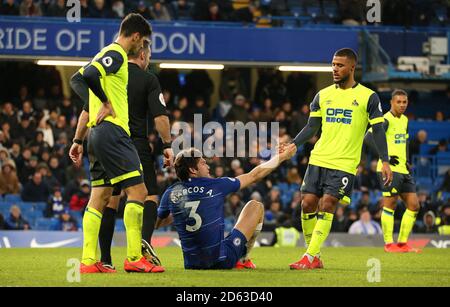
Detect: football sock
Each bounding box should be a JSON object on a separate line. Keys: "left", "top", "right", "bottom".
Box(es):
{"left": 381, "top": 207, "right": 395, "bottom": 245}
{"left": 124, "top": 201, "right": 144, "bottom": 262}
{"left": 398, "top": 209, "right": 418, "bottom": 244}
{"left": 99, "top": 206, "right": 116, "bottom": 265}
{"left": 306, "top": 212, "right": 333, "bottom": 257}
{"left": 142, "top": 200, "right": 158, "bottom": 244}
{"left": 81, "top": 206, "right": 103, "bottom": 265}
{"left": 301, "top": 211, "right": 318, "bottom": 247}
{"left": 240, "top": 223, "right": 262, "bottom": 262}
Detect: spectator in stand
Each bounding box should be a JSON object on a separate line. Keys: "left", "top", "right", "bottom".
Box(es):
{"left": 264, "top": 201, "right": 284, "bottom": 231}
{"left": 186, "top": 96, "right": 210, "bottom": 123}
{"left": 1, "top": 122, "right": 13, "bottom": 148}
{"left": 111, "top": 0, "right": 126, "bottom": 19}
{"left": 21, "top": 171, "right": 50, "bottom": 202}
{"left": 1, "top": 0, "right": 20, "bottom": 15}
{"left": 417, "top": 211, "right": 438, "bottom": 234}
{"left": 46, "top": 186, "right": 65, "bottom": 218}
{"left": 48, "top": 156, "right": 65, "bottom": 186}
{"left": 348, "top": 207, "right": 382, "bottom": 235}
{"left": 0, "top": 159, "right": 20, "bottom": 195}
{"left": 0, "top": 147, "right": 9, "bottom": 167}
{"left": 224, "top": 193, "right": 244, "bottom": 220}
{"left": 79, "top": 0, "right": 89, "bottom": 17}
{"left": 0, "top": 102, "right": 19, "bottom": 130}
{"left": 409, "top": 129, "right": 427, "bottom": 160}
{"left": 37, "top": 117, "right": 55, "bottom": 148}
{"left": 339, "top": 0, "right": 366, "bottom": 25}
{"left": 225, "top": 94, "right": 251, "bottom": 123}
{"left": 37, "top": 162, "right": 59, "bottom": 188}
{"left": 435, "top": 111, "right": 445, "bottom": 121}
{"left": 59, "top": 97, "right": 76, "bottom": 122}
{"left": 135, "top": 0, "right": 152, "bottom": 19}
{"left": 16, "top": 114, "right": 36, "bottom": 145}
{"left": 19, "top": 154, "right": 38, "bottom": 184}
{"left": 9, "top": 142, "right": 21, "bottom": 167}
{"left": 63, "top": 174, "right": 85, "bottom": 202}
{"left": 89, "top": 0, "right": 112, "bottom": 18}
{"left": 356, "top": 190, "right": 374, "bottom": 211}
{"left": 232, "top": 1, "right": 258, "bottom": 23}
{"left": 5, "top": 205, "right": 31, "bottom": 230}
{"left": 150, "top": 1, "right": 172, "bottom": 21}
{"left": 19, "top": 0, "right": 42, "bottom": 16}
{"left": 47, "top": 0, "right": 66, "bottom": 17}
{"left": 429, "top": 139, "right": 448, "bottom": 155}
{"left": 170, "top": 0, "right": 193, "bottom": 20}
{"left": 53, "top": 208, "right": 78, "bottom": 231}
{"left": 52, "top": 115, "right": 72, "bottom": 143}
{"left": 331, "top": 205, "right": 348, "bottom": 232}
{"left": 69, "top": 179, "right": 90, "bottom": 211}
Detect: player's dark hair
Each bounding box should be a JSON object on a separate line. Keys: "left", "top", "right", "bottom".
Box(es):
{"left": 334, "top": 48, "right": 358, "bottom": 64}
{"left": 119, "top": 13, "right": 152, "bottom": 38}
{"left": 391, "top": 89, "right": 408, "bottom": 98}
{"left": 174, "top": 148, "right": 203, "bottom": 181}
{"left": 128, "top": 39, "right": 150, "bottom": 59}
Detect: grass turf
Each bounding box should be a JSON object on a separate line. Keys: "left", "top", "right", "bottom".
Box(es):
{"left": 0, "top": 247, "right": 449, "bottom": 287}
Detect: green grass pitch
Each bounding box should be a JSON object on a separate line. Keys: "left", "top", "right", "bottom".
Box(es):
{"left": 1, "top": 247, "right": 449, "bottom": 287}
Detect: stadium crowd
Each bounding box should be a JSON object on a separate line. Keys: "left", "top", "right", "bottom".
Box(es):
{"left": 0, "top": 63, "right": 449, "bottom": 236}
{"left": 0, "top": 0, "right": 449, "bottom": 27}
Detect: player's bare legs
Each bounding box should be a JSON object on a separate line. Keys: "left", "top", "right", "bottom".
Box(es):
{"left": 234, "top": 200, "right": 264, "bottom": 269}
{"left": 300, "top": 194, "right": 320, "bottom": 247}
{"left": 397, "top": 193, "right": 421, "bottom": 252}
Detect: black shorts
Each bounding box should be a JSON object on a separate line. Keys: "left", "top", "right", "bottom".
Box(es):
{"left": 112, "top": 137, "right": 158, "bottom": 196}
{"left": 301, "top": 164, "right": 355, "bottom": 204}
{"left": 378, "top": 172, "right": 416, "bottom": 197}
{"left": 88, "top": 121, "right": 143, "bottom": 190}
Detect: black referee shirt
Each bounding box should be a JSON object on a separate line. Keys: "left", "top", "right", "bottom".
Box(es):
{"left": 83, "top": 62, "right": 168, "bottom": 139}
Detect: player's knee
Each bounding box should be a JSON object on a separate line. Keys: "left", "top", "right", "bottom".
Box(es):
{"left": 321, "top": 196, "right": 338, "bottom": 213}
{"left": 301, "top": 199, "right": 316, "bottom": 213}
{"left": 247, "top": 200, "right": 264, "bottom": 215}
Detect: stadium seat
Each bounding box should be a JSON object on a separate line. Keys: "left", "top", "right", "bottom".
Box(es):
{"left": 33, "top": 202, "right": 47, "bottom": 212}
{"left": 34, "top": 218, "right": 59, "bottom": 231}
{"left": 4, "top": 194, "right": 22, "bottom": 203}
{"left": 416, "top": 177, "right": 434, "bottom": 193}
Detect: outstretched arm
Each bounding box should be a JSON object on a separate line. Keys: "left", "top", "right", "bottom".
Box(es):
{"left": 237, "top": 144, "right": 297, "bottom": 190}
{"left": 292, "top": 117, "right": 322, "bottom": 148}
{"left": 292, "top": 93, "right": 322, "bottom": 148}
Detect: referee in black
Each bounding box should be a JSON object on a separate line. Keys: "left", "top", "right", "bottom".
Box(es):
{"left": 70, "top": 39, "right": 173, "bottom": 269}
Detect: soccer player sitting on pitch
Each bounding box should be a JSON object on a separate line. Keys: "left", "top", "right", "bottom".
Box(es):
{"left": 68, "top": 14, "right": 163, "bottom": 273}
{"left": 155, "top": 146, "right": 297, "bottom": 270}
{"left": 287, "top": 48, "right": 393, "bottom": 270}
{"left": 365, "top": 89, "right": 421, "bottom": 253}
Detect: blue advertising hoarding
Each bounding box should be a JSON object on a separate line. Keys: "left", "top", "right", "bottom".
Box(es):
{"left": 0, "top": 17, "right": 359, "bottom": 63}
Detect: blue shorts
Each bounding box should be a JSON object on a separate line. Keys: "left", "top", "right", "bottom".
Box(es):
{"left": 212, "top": 229, "right": 248, "bottom": 270}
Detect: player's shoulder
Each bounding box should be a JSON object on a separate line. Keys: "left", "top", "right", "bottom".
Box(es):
{"left": 319, "top": 84, "right": 338, "bottom": 95}
{"left": 356, "top": 83, "right": 377, "bottom": 99}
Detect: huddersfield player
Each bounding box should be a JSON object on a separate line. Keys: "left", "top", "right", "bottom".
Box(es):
{"left": 71, "top": 39, "right": 173, "bottom": 270}
{"left": 365, "top": 89, "right": 421, "bottom": 253}
{"left": 156, "top": 146, "right": 297, "bottom": 270}
{"left": 288, "top": 48, "right": 393, "bottom": 270}
{"left": 68, "top": 14, "right": 163, "bottom": 273}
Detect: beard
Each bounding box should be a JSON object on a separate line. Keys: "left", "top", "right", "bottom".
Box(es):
{"left": 334, "top": 73, "right": 350, "bottom": 86}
